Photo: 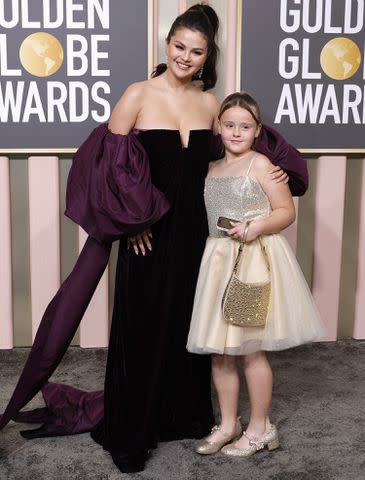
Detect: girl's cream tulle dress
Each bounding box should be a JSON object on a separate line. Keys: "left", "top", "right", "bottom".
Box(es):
{"left": 187, "top": 160, "right": 324, "bottom": 355}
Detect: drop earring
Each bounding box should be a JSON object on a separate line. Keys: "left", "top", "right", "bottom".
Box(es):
{"left": 198, "top": 65, "right": 204, "bottom": 79}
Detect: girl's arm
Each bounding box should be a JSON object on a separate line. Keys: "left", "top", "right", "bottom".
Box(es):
{"left": 229, "top": 154, "right": 296, "bottom": 242}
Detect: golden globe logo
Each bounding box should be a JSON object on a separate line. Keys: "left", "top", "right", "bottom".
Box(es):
{"left": 0, "top": 0, "right": 111, "bottom": 123}
{"left": 320, "top": 37, "right": 361, "bottom": 81}
{"left": 19, "top": 32, "right": 64, "bottom": 77}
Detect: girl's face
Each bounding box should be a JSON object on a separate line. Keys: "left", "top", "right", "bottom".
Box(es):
{"left": 219, "top": 106, "right": 261, "bottom": 156}
{"left": 165, "top": 28, "right": 208, "bottom": 80}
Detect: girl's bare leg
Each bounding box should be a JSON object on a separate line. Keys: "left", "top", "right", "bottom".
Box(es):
{"left": 234, "top": 351, "right": 273, "bottom": 448}
{"left": 206, "top": 354, "right": 240, "bottom": 442}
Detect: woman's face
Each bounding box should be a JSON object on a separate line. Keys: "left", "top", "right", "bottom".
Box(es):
{"left": 165, "top": 27, "right": 208, "bottom": 80}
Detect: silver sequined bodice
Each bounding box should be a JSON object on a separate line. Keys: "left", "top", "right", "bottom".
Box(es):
{"left": 204, "top": 175, "right": 271, "bottom": 238}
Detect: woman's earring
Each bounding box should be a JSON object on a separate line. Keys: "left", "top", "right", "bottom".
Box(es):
{"left": 198, "top": 65, "right": 204, "bottom": 79}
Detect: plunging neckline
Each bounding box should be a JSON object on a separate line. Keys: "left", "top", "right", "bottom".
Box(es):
{"left": 132, "top": 128, "right": 212, "bottom": 149}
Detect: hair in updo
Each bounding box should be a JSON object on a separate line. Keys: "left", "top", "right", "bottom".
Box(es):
{"left": 218, "top": 92, "right": 262, "bottom": 125}
{"left": 152, "top": 3, "right": 219, "bottom": 91}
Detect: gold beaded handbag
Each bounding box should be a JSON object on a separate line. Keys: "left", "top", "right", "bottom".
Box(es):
{"left": 222, "top": 223, "right": 271, "bottom": 328}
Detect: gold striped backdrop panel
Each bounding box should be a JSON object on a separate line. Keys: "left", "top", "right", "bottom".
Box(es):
{"left": 9, "top": 158, "right": 32, "bottom": 346}
{"left": 296, "top": 158, "right": 317, "bottom": 287}
{"left": 338, "top": 158, "right": 363, "bottom": 338}
{"left": 353, "top": 160, "right": 365, "bottom": 339}
{"left": 28, "top": 157, "right": 61, "bottom": 340}
{"left": 311, "top": 157, "right": 347, "bottom": 341}
{"left": 0, "top": 157, "right": 13, "bottom": 348}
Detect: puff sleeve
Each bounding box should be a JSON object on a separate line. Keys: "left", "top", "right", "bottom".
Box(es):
{"left": 65, "top": 124, "right": 169, "bottom": 243}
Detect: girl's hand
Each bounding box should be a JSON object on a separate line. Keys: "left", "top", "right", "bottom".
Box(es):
{"left": 268, "top": 165, "right": 289, "bottom": 184}
{"left": 127, "top": 228, "right": 152, "bottom": 256}
{"left": 228, "top": 220, "right": 261, "bottom": 243}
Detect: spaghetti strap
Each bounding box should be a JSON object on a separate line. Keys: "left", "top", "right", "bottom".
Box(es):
{"left": 245, "top": 153, "right": 256, "bottom": 176}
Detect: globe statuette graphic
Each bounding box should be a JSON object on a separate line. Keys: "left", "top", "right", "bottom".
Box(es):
{"left": 320, "top": 37, "right": 361, "bottom": 81}
{"left": 19, "top": 32, "right": 64, "bottom": 77}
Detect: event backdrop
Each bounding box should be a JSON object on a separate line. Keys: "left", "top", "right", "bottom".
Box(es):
{"left": 240, "top": 0, "right": 365, "bottom": 150}
{"left": 0, "top": 0, "right": 364, "bottom": 349}
{"left": 0, "top": 0, "right": 148, "bottom": 150}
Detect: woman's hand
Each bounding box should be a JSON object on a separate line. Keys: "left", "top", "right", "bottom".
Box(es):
{"left": 228, "top": 220, "right": 262, "bottom": 243}
{"left": 268, "top": 165, "right": 289, "bottom": 184}
{"left": 127, "top": 228, "right": 152, "bottom": 255}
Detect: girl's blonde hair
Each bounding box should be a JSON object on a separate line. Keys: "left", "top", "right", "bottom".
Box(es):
{"left": 218, "top": 91, "right": 262, "bottom": 125}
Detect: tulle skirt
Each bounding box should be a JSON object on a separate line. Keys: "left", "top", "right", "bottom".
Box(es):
{"left": 187, "top": 235, "right": 324, "bottom": 355}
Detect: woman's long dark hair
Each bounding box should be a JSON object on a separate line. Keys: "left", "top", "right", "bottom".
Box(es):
{"left": 151, "top": 3, "right": 219, "bottom": 91}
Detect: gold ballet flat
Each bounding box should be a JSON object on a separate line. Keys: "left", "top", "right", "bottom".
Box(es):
{"left": 221, "top": 424, "right": 280, "bottom": 457}
{"left": 194, "top": 418, "right": 242, "bottom": 455}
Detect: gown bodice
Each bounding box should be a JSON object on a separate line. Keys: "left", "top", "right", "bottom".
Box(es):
{"left": 133, "top": 129, "right": 213, "bottom": 205}
{"left": 204, "top": 175, "right": 271, "bottom": 238}
{"left": 132, "top": 129, "right": 214, "bottom": 252}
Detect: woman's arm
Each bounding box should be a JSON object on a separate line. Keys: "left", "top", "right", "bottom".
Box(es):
{"left": 255, "top": 124, "right": 308, "bottom": 196}
{"left": 108, "top": 82, "right": 144, "bottom": 134}
{"left": 109, "top": 82, "right": 157, "bottom": 255}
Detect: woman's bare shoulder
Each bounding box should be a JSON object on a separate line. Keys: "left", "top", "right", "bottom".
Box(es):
{"left": 108, "top": 82, "right": 148, "bottom": 134}
{"left": 199, "top": 90, "right": 220, "bottom": 111}
{"left": 194, "top": 90, "right": 220, "bottom": 130}
{"left": 117, "top": 81, "right": 147, "bottom": 103}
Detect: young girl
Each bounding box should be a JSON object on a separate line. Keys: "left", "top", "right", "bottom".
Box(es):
{"left": 187, "top": 92, "right": 324, "bottom": 457}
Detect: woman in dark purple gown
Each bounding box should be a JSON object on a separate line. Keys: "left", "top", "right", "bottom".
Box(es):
{"left": 0, "top": 4, "right": 308, "bottom": 473}
{"left": 95, "top": 129, "right": 216, "bottom": 469}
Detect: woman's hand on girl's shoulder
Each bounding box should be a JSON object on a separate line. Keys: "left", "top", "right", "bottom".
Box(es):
{"left": 269, "top": 165, "right": 289, "bottom": 184}
{"left": 108, "top": 82, "right": 146, "bottom": 135}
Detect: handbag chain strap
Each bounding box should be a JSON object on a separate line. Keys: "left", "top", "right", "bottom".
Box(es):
{"left": 232, "top": 220, "right": 270, "bottom": 275}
